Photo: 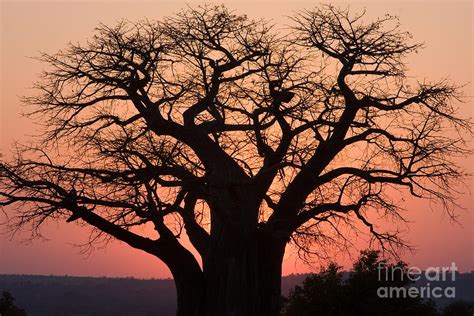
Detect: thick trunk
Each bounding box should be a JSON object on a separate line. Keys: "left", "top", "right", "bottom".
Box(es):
{"left": 157, "top": 236, "right": 206, "bottom": 316}
{"left": 174, "top": 274, "right": 205, "bottom": 316}
{"left": 199, "top": 227, "right": 286, "bottom": 316}
{"left": 173, "top": 184, "right": 287, "bottom": 316}
{"left": 256, "top": 231, "right": 287, "bottom": 315}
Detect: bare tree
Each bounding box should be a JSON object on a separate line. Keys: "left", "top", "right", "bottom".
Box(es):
{"left": 0, "top": 5, "right": 470, "bottom": 316}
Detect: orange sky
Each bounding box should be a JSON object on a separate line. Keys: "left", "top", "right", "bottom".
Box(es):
{"left": 0, "top": 1, "right": 473, "bottom": 278}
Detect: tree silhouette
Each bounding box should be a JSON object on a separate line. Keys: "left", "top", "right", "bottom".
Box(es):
{"left": 282, "top": 250, "right": 439, "bottom": 316}
{"left": 0, "top": 291, "right": 27, "bottom": 316}
{"left": 0, "top": 5, "right": 470, "bottom": 316}
{"left": 442, "top": 300, "right": 474, "bottom": 316}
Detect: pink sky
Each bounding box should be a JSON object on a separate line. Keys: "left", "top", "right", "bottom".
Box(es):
{"left": 1, "top": 1, "right": 473, "bottom": 278}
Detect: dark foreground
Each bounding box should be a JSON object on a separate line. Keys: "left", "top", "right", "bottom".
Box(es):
{"left": 1, "top": 273, "right": 473, "bottom": 315}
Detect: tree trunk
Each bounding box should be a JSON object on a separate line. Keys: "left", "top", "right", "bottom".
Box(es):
{"left": 172, "top": 184, "right": 287, "bottom": 316}
{"left": 199, "top": 226, "right": 286, "bottom": 316}
{"left": 175, "top": 274, "right": 205, "bottom": 316}
{"left": 256, "top": 231, "right": 287, "bottom": 315}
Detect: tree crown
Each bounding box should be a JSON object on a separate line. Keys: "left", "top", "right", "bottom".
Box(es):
{"left": 1, "top": 5, "right": 471, "bottom": 262}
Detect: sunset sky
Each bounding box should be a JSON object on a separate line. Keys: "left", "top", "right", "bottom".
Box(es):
{"left": 1, "top": 0, "right": 473, "bottom": 279}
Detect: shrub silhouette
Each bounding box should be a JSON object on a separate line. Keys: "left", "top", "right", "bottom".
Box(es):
{"left": 442, "top": 300, "right": 474, "bottom": 316}
{"left": 0, "top": 291, "right": 27, "bottom": 316}
{"left": 282, "top": 250, "right": 439, "bottom": 316}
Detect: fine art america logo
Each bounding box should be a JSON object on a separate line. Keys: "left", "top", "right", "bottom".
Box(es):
{"left": 377, "top": 262, "right": 457, "bottom": 299}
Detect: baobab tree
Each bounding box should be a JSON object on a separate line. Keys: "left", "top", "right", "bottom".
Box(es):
{"left": 0, "top": 5, "right": 470, "bottom": 316}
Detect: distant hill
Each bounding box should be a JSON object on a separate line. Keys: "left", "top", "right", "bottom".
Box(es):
{"left": 1, "top": 273, "right": 473, "bottom": 315}
{"left": 0, "top": 275, "right": 176, "bottom": 316}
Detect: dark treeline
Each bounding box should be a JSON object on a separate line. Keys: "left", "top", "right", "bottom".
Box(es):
{"left": 1, "top": 273, "right": 473, "bottom": 316}
{"left": 0, "top": 275, "right": 176, "bottom": 316}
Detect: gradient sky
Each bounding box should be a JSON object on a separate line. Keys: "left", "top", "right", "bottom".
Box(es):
{"left": 0, "top": 0, "right": 473, "bottom": 279}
